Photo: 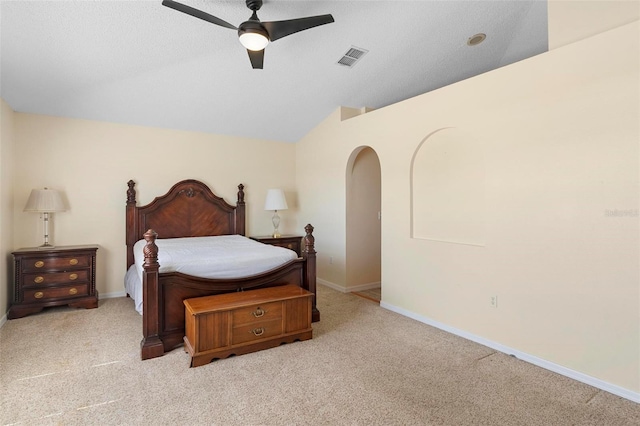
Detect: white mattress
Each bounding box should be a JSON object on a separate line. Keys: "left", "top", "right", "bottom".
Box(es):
{"left": 124, "top": 235, "right": 298, "bottom": 314}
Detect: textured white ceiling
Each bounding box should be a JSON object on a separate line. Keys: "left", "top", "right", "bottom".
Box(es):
{"left": 1, "top": 0, "right": 548, "bottom": 142}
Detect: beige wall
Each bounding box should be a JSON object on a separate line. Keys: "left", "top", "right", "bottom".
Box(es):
{"left": 296, "top": 20, "right": 639, "bottom": 397}
{"left": 0, "top": 99, "right": 16, "bottom": 318}
{"left": 9, "top": 114, "right": 297, "bottom": 298}
{"left": 548, "top": 0, "right": 640, "bottom": 49}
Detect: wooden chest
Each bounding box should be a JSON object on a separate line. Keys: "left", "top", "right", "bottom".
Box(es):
{"left": 9, "top": 245, "right": 99, "bottom": 319}
{"left": 183, "top": 285, "right": 313, "bottom": 367}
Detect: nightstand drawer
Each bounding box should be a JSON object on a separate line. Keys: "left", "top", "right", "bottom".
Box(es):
{"left": 272, "top": 241, "right": 298, "bottom": 252}
{"left": 23, "top": 283, "right": 89, "bottom": 303}
{"left": 24, "top": 270, "right": 88, "bottom": 286}
{"left": 250, "top": 235, "right": 302, "bottom": 256}
{"left": 23, "top": 255, "right": 92, "bottom": 272}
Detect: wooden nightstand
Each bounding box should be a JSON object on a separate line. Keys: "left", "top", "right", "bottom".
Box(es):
{"left": 8, "top": 245, "right": 99, "bottom": 319}
{"left": 251, "top": 235, "right": 302, "bottom": 256}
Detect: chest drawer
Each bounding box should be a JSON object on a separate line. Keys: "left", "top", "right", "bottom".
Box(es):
{"left": 232, "top": 318, "right": 283, "bottom": 345}
{"left": 232, "top": 300, "right": 282, "bottom": 326}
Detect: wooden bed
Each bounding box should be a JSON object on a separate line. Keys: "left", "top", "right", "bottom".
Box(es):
{"left": 125, "top": 179, "right": 318, "bottom": 360}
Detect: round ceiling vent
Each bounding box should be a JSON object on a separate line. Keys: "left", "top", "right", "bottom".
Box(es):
{"left": 467, "top": 33, "right": 486, "bottom": 46}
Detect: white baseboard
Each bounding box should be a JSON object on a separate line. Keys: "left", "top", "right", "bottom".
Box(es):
{"left": 0, "top": 313, "right": 6, "bottom": 329}
{"left": 380, "top": 301, "right": 640, "bottom": 404}
{"left": 317, "top": 278, "right": 348, "bottom": 292}
{"left": 317, "top": 279, "right": 380, "bottom": 293}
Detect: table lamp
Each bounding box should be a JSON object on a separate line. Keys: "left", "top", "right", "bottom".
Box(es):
{"left": 24, "top": 187, "right": 67, "bottom": 248}
{"left": 264, "top": 189, "right": 288, "bottom": 238}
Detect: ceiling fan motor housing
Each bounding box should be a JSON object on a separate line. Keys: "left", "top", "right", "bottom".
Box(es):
{"left": 246, "top": 0, "right": 263, "bottom": 11}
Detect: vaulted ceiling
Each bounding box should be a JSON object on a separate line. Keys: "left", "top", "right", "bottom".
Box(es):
{"left": 1, "top": 0, "right": 548, "bottom": 142}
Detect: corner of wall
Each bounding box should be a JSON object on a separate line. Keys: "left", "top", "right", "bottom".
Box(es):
{"left": 340, "top": 106, "right": 374, "bottom": 121}
{"left": 0, "top": 98, "right": 16, "bottom": 320}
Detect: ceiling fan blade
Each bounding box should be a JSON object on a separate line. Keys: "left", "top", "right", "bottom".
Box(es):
{"left": 262, "top": 14, "right": 334, "bottom": 42}
{"left": 247, "top": 49, "right": 264, "bottom": 69}
{"left": 162, "top": 0, "right": 237, "bottom": 30}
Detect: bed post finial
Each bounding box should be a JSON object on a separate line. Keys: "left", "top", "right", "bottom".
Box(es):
{"left": 127, "top": 180, "right": 136, "bottom": 204}
{"left": 303, "top": 224, "right": 315, "bottom": 254}
{"left": 237, "top": 184, "right": 245, "bottom": 204}
{"left": 143, "top": 229, "right": 159, "bottom": 267}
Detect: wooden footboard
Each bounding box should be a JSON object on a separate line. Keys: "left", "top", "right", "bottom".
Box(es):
{"left": 139, "top": 226, "right": 318, "bottom": 360}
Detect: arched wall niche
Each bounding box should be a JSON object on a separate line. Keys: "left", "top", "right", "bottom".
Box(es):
{"left": 410, "top": 127, "right": 485, "bottom": 246}
{"left": 346, "top": 146, "right": 382, "bottom": 288}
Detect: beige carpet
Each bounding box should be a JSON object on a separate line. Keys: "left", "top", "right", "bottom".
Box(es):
{"left": 1, "top": 284, "right": 638, "bottom": 425}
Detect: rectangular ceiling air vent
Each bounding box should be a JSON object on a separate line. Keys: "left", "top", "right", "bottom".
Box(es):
{"left": 337, "top": 46, "right": 369, "bottom": 68}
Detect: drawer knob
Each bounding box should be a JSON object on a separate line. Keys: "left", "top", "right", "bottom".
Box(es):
{"left": 34, "top": 291, "right": 44, "bottom": 299}
{"left": 69, "top": 288, "right": 78, "bottom": 295}
{"left": 250, "top": 327, "right": 265, "bottom": 337}
{"left": 69, "top": 258, "right": 78, "bottom": 265}
{"left": 34, "top": 261, "right": 44, "bottom": 268}
{"left": 34, "top": 276, "right": 44, "bottom": 284}
{"left": 252, "top": 307, "right": 266, "bottom": 318}
{"left": 69, "top": 273, "right": 78, "bottom": 281}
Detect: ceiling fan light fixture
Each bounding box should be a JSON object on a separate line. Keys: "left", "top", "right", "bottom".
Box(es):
{"left": 238, "top": 25, "right": 269, "bottom": 51}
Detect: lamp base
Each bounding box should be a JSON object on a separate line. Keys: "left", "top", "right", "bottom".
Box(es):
{"left": 271, "top": 210, "right": 281, "bottom": 239}
{"left": 38, "top": 243, "right": 55, "bottom": 250}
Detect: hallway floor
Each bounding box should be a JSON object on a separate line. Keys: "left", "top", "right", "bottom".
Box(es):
{"left": 352, "top": 287, "right": 381, "bottom": 303}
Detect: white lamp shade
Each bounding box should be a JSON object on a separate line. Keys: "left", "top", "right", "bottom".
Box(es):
{"left": 264, "top": 189, "right": 288, "bottom": 211}
{"left": 24, "top": 188, "right": 66, "bottom": 213}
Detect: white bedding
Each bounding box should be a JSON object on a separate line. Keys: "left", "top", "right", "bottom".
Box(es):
{"left": 124, "top": 235, "right": 298, "bottom": 314}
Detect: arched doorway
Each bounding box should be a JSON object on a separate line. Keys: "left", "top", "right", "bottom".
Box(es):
{"left": 345, "top": 146, "right": 382, "bottom": 302}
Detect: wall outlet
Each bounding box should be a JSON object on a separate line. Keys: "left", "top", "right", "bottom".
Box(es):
{"left": 490, "top": 295, "right": 498, "bottom": 308}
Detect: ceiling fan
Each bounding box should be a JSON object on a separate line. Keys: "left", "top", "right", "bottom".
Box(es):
{"left": 162, "top": 0, "right": 335, "bottom": 69}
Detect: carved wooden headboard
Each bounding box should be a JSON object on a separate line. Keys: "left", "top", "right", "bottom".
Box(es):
{"left": 125, "top": 179, "right": 246, "bottom": 268}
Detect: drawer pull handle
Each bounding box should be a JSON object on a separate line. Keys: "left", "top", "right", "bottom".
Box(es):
{"left": 34, "top": 276, "right": 44, "bottom": 284}
{"left": 69, "top": 258, "right": 78, "bottom": 265}
{"left": 250, "top": 327, "right": 265, "bottom": 337}
{"left": 34, "top": 291, "right": 44, "bottom": 299}
{"left": 34, "top": 261, "right": 44, "bottom": 268}
{"left": 252, "top": 308, "right": 266, "bottom": 318}
{"left": 69, "top": 273, "right": 78, "bottom": 280}
{"left": 69, "top": 288, "right": 78, "bottom": 295}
